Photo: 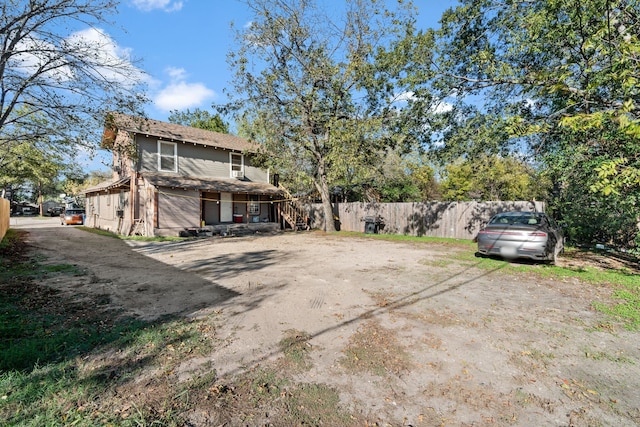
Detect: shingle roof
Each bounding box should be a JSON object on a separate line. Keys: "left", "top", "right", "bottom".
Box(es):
{"left": 82, "top": 176, "right": 131, "bottom": 194}
{"left": 109, "top": 113, "right": 257, "bottom": 153}
{"left": 143, "top": 173, "right": 283, "bottom": 196}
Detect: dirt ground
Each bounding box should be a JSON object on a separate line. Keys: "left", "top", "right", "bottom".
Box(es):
{"left": 13, "top": 217, "right": 640, "bottom": 426}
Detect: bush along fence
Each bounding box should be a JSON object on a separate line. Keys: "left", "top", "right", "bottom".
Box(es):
{"left": 307, "top": 201, "right": 546, "bottom": 240}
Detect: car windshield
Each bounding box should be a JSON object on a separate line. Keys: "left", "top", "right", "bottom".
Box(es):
{"left": 66, "top": 210, "right": 84, "bottom": 215}
{"left": 489, "top": 214, "right": 543, "bottom": 226}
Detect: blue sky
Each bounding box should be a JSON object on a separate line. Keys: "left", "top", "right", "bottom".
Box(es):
{"left": 84, "top": 0, "right": 457, "bottom": 171}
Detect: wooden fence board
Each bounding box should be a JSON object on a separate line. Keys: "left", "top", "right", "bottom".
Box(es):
{"left": 307, "top": 201, "right": 545, "bottom": 240}
{"left": 0, "top": 198, "right": 10, "bottom": 241}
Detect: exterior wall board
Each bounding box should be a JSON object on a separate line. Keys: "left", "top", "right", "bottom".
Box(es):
{"left": 157, "top": 187, "right": 200, "bottom": 229}
{"left": 176, "top": 143, "right": 229, "bottom": 177}
{"left": 85, "top": 190, "right": 131, "bottom": 235}
{"left": 134, "top": 134, "right": 268, "bottom": 182}
{"left": 137, "top": 135, "right": 157, "bottom": 172}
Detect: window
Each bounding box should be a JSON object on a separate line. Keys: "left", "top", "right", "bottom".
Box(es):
{"left": 230, "top": 153, "right": 243, "bottom": 177}
{"left": 158, "top": 140, "right": 177, "bottom": 172}
{"left": 249, "top": 195, "right": 260, "bottom": 215}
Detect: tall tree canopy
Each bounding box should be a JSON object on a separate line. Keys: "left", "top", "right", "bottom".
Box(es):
{"left": 0, "top": 0, "right": 147, "bottom": 172}
{"left": 222, "top": 0, "right": 417, "bottom": 231}
{"left": 395, "top": 0, "right": 639, "bottom": 246}
{"left": 168, "top": 108, "right": 229, "bottom": 133}
{"left": 440, "top": 155, "right": 550, "bottom": 201}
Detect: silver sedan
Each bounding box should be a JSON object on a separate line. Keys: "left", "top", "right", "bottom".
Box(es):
{"left": 476, "top": 212, "right": 564, "bottom": 264}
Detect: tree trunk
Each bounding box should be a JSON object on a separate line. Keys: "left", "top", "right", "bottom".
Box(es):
{"left": 38, "top": 181, "right": 43, "bottom": 217}
{"left": 320, "top": 190, "right": 336, "bottom": 232}
{"left": 315, "top": 160, "right": 336, "bottom": 232}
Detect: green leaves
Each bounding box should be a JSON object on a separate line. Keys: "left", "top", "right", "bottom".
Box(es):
{"left": 440, "top": 155, "right": 549, "bottom": 202}
{"left": 591, "top": 158, "right": 640, "bottom": 196}
{"left": 168, "top": 109, "right": 230, "bottom": 133}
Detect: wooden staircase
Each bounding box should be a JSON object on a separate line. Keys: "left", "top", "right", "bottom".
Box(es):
{"left": 278, "top": 184, "right": 310, "bottom": 231}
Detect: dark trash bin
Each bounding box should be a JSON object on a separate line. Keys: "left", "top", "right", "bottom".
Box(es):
{"left": 363, "top": 216, "right": 384, "bottom": 234}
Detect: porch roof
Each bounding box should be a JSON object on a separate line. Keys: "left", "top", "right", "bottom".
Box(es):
{"left": 82, "top": 176, "right": 131, "bottom": 194}
{"left": 144, "top": 173, "right": 283, "bottom": 196}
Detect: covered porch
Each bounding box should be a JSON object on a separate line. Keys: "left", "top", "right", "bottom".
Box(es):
{"left": 142, "top": 174, "right": 284, "bottom": 237}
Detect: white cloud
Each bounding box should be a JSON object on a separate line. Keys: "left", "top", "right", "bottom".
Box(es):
{"left": 430, "top": 100, "right": 453, "bottom": 114}
{"left": 11, "top": 28, "right": 146, "bottom": 88}
{"left": 66, "top": 28, "right": 147, "bottom": 86}
{"left": 166, "top": 66, "right": 187, "bottom": 81}
{"left": 131, "top": 0, "right": 184, "bottom": 12}
{"left": 392, "top": 92, "right": 453, "bottom": 114}
{"left": 393, "top": 91, "right": 415, "bottom": 103}
{"left": 153, "top": 67, "right": 216, "bottom": 111}
{"left": 12, "top": 36, "right": 73, "bottom": 81}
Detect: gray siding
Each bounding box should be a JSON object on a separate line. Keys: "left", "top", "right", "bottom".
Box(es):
{"left": 244, "top": 162, "right": 269, "bottom": 182}
{"left": 135, "top": 134, "right": 269, "bottom": 183}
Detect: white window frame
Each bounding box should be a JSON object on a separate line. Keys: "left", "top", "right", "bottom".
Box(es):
{"left": 249, "top": 195, "right": 260, "bottom": 215}
{"left": 230, "top": 152, "right": 244, "bottom": 177}
{"left": 158, "top": 140, "right": 178, "bottom": 173}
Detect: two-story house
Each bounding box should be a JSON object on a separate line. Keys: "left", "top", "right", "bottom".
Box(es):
{"left": 83, "top": 113, "right": 284, "bottom": 237}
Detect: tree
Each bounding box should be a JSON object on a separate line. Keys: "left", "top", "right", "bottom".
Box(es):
{"left": 0, "top": 0, "right": 147, "bottom": 169}
{"left": 0, "top": 138, "right": 65, "bottom": 213}
{"left": 221, "top": 0, "right": 416, "bottom": 231}
{"left": 395, "top": 0, "right": 640, "bottom": 247}
{"left": 62, "top": 170, "right": 112, "bottom": 206}
{"left": 168, "top": 108, "right": 229, "bottom": 133}
{"left": 440, "top": 155, "right": 549, "bottom": 201}
{"left": 365, "top": 150, "right": 441, "bottom": 202}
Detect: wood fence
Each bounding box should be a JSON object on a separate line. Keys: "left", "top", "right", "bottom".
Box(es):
{"left": 0, "top": 198, "right": 9, "bottom": 241}
{"left": 307, "top": 200, "right": 546, "bottom": 240}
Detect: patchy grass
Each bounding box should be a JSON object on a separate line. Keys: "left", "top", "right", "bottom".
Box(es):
{"left": 467, "top": 251, "right": 640, "bottom": 330}
{"left": 278, "top": 329, "right": 313, "bottom": 372}
{"left": 0, "top": 230, "right": 210, "bottom": 425}
{"left": 4, "top": 228, "right": 638, "bottom": 425}
{"left": 583, "top": 348, "right": 636, "bottom": 364}
{"left": 204, "top": 366, "right": 361, "bottom": 426}
{"left": 340, "top": 319, "right": 412, "bottom": 377}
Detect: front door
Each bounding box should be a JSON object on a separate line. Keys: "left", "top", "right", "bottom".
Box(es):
{"left": 220, "top": 192, "right": 233, "bottom": 222}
